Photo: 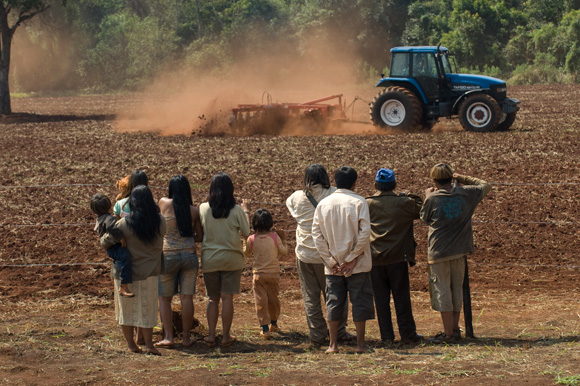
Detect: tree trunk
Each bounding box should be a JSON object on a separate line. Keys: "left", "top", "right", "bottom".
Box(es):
{"left": 0, "top": 5, "right": 12, "bottom": 115}
{"left": 195, "top": 0, "right": 202, "bottom": 38}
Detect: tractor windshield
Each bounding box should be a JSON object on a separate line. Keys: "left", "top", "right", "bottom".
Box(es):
{"left": 390, "top": 53, "right": 410, "bottom": 77}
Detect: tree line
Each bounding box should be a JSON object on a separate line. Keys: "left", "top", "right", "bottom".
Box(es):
{"left": 10, "top": 0, "right": 580, "bottom": 93}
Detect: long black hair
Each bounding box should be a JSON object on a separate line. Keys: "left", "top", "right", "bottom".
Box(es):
{"left": 126, "top": 185, "right": 161, "bottom": 243}
{"left": 168, "top": 175, "right": 193, "bottom": 237}
{"left": 304, "top": 164, "right": 330, "bottom": 194}
{"left": 208, "top": 172, "right": 236, "bottom": 219}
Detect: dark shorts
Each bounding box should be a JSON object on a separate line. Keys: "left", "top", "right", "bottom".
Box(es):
{"left": 326, "top": 272, "right": 375, "bottom": 322}
{"left": 203, "top": 270, "right": 242, "bottom": 298}
{"left": 158, "top": 250, "right": 199, "bottom": 297}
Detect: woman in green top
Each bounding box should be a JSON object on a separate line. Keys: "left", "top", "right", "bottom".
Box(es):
{"left": 199, "top": 172, "right": 250, "bottom": 347}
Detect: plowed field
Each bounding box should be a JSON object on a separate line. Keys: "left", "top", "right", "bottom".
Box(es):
{"left": 1, "top": 84, "right": 579, "bottom": 385}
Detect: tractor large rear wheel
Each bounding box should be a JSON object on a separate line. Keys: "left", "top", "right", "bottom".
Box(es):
{"left": 496, "top": 111, "right": 517, "bottom": 131}
{"left": 370, "top": 86, "right": 422, "bottom": 130}
{"left": 458, "top": 94, "right": 501, "bottom": 132}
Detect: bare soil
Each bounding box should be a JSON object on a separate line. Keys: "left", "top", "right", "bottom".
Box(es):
{"left": 1, "top": 85, "right": 579, "bottom": 385}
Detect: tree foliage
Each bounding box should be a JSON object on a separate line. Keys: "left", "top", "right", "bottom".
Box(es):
{"left": 8, "top": 0, "right": 580, "bottom": 92}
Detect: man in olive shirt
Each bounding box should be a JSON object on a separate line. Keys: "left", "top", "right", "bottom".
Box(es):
{"left": 420, "top": 163, "right": 491, "bottom": 343}
{"left": 366, "top": 168, "right": 423, "bottom": 345}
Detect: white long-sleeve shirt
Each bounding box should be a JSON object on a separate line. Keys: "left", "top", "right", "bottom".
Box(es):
{"left": 311, "top": 189, "right": 372, "bottom": 275}
{"left": 286, "top": 185, "right": 336, "bottom": 264}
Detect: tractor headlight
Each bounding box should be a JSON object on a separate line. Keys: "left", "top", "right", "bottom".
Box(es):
{"left": 496, "top": 87, "right": 507, "bottom": 93}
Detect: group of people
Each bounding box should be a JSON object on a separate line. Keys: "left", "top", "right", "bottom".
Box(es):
{"left": 288, "top": 163, "right": 490, "bottom": 353}
{"left": 90, "top": 161, "right": 490, "bottom": 355}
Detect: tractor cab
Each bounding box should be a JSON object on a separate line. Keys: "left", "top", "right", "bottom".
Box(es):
{"left": 389, "top": 46, "right": 453, "bottom": 104}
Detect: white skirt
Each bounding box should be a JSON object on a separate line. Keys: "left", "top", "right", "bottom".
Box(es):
{"left": 114, "top": 276, "right": 159, "bottom": 328}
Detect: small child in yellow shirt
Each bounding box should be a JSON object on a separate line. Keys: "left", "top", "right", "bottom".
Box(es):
{"left": 244, "top": 209, "right": 288, "bottom": 339}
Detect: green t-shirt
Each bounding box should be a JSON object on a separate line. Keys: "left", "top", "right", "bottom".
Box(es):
{"left": 420, "top": 180, "right": 490, "bottom": 263}
{"left": 113, "top": 198, "right": 130, "bottom": 218}
{"left": 199, "top": 203, "right": 250, "bottom": 273}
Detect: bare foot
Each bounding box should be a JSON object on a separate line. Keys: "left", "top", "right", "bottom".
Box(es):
{"left": 182, "top": 336, "right": 194, "bottom": 347}
{"left": 119, "top": 285, "right": 135, "bottom": 298}
{"left": 145, "top": 347, "right": 161, "bottom": 356}
{"left": 325, "top": 346, "right": 339, "bottom": 354}
{"left": 128, "top": 343, "right": 142, "bottom": 353}
{"left": 355, "top": 345, "right": 370, "bottom": 354}
{"left": 153, "top": 339, "right": 174, "bottom": 348}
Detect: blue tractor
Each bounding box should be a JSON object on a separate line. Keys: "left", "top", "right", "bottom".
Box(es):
{"left": 370, "top": 46, "right": 520, "bottom": 132}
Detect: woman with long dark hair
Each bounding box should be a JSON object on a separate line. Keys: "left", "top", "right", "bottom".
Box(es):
{"left": 155, "top": 175, "right": 204, "bottom": 348}
{"left": 199, "top": 172, "right": 250, "bottom": 347}
{"left": 101, "top": 185, "right": 166, "bottom": 355}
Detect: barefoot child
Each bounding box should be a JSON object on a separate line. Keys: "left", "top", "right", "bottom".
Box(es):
{"left": 90, "top": 193, "right": 134, "bottom": 297}
{"left": 244, "top": 209, "right": 288, "bottom": 339}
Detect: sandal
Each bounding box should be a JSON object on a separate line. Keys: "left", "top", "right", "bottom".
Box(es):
{"left": 429, "top": 332, "right": 456, "bottom": 344}
{"left": 221, "top": 336, "right": 237, "bottom": 347}
{"left": 203, "top": 337, "right": 216, "bottom": 348}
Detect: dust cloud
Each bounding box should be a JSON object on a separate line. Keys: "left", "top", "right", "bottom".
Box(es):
{"left": 11, "top": 25, "right": 79, "bottom": 92}
{"left": 114, "top": 31, "right": 384, "bottom": 137}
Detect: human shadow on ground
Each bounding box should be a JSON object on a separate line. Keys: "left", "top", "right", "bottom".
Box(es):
{"left": 155, "top": 331, "right": 580, "bottom": 358}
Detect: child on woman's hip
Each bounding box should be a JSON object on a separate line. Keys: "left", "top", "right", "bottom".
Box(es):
{"left": 90, "top": 192, "right": 134, "bottom": 298}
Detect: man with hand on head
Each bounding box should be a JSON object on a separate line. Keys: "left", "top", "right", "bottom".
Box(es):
{"left": 366, "top": 168, "right": 423, "bottom": 346}
{"left": 421, "top": 163, "right": 491, "bottom": 344}
{"left": 312, "top": 166, "right": 374, "bottom": 354}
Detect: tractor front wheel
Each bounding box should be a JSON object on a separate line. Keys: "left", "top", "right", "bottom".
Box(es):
{"left": 496, "top": 111, "right": 517, "bottom": 131}
{"left": 458, "top": 94, "right": 501, "bottom": 132}
{"left": 370, "top": 87, "right": 422, "bottom": 130}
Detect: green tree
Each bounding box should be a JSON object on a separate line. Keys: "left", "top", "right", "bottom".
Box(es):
{"left": 402, "top": 0, "right": 453, "bottom": 46}
{"left": 441, "top": 0, "right": 521, "bottom": 70}
{"left": 80, "top": 10, "right": 178, "bottom": 90}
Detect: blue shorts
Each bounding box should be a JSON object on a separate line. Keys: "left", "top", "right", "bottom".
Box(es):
{"left": 158, "top": 250, "right": 199, "bottom": 297}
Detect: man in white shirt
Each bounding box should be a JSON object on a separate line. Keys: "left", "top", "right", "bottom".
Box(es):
{"left": 286, "top": 164, "right": 352, "bottom": 346}
{"left": 312, "top": 166, "right": 374, "bottom": 353}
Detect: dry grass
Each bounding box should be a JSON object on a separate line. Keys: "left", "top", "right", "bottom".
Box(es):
{"left": 1, "top": 286, "right": 579, "bottom": 385}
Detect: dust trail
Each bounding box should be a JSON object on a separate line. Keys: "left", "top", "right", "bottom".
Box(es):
{"left": 113, "top": 31, "right": 384, "bottom": 137}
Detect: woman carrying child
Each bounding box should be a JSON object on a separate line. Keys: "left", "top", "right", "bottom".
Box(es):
{"left": 199, "top": 172, "right": 251, "bottom": 347}
{"left": 243, "top": 209, "right": 288, "bottom": 339}
{"left": 155, "top": 175, "right": 204, "bottom": 348}
{"left": 101, "top": 185, "right": 166, "bottom": 355}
